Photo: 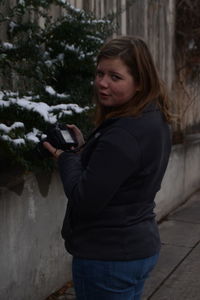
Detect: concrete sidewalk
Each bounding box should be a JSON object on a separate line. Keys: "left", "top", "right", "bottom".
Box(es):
{"left": 142, "top": 190, "right": 200, "bottom": 300}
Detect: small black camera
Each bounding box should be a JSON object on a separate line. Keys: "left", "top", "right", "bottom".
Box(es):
{"left": 36, "top": 123, "right": 78, "bottom": 158}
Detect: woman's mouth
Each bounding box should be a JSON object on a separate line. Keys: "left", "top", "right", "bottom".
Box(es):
{"left": 99, "top": 92, "right": 110, "bottom": 99}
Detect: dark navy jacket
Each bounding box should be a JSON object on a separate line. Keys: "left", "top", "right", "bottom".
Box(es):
{"left": 58, "top": 104, "right": 171, "bottom": 260}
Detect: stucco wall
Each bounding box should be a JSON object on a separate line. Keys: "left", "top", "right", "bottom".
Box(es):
{"left": 0, "top": 171, "right": 71, "bottom": 300}
{"left": 0, "top": 137, "right": 200, "bottom": 300}
{"left": 155, "top": 135, "right": 200, "bottom": 221}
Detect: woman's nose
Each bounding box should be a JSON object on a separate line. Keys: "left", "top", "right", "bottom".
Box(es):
{"left": 98, "top": 76, "right": 109, "bottom": 88}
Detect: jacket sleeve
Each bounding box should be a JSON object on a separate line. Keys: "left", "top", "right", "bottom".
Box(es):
{"left": 58, "top": 126, "right": 141, "bottom": 219}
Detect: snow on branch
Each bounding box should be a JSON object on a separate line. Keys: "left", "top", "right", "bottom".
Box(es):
{"left": 0, "top": 90, "right": 90, "bottom": 124}
{"left": 0, "top": 135, "right": 25, "bottom": 145}
{"left": 0, "top": 124, "right": 46, "bottom": 146}
{"left": 0, "top": 122, "right": 24, "bottom": 133}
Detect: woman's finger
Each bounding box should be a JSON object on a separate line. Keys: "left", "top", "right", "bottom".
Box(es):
{"left": 43, "top": 141, "right": 63, "bottom": 158}
{"left": 43, "top": 141, "right": 55, "bottom": 154}
{"left": 67, "top": 124, "right": 85, "bottom": 146}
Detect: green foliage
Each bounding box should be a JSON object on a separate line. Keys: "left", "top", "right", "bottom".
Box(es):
{"left": 0, "top": 0, "right": 114, "bottom": 172}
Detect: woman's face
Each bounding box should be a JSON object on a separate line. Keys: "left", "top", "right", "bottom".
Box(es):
{"left": 95, "top": 57, "right": 139, "bottom": 107}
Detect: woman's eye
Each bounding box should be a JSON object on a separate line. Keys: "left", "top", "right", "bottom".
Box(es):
{"left": 111, "top": 74, "right": 121, "bottom": 81}
{"left": 96, "top": 70, "right": 104, "bottom": 77}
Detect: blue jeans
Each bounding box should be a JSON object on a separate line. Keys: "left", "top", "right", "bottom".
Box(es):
{"left": 72, "top": 254, "right": 159, "bottom": 300}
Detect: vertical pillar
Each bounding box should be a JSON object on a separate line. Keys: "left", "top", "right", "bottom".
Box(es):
{"left": 75, "top": 0, "right": 83, "bottom": 9}
{"left": 69, "top": 0, "right": 75, "bottom": 6}
{"left": 121, "top": 0, "right": 127, "bottom": 35}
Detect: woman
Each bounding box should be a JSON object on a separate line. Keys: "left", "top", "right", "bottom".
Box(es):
{"left": 44, "top": 36, "right": 172, "bottom": 300}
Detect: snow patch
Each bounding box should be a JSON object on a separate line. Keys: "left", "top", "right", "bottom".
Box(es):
{"left": 2, "top": 42, "right": 16, "bottom": 50}
{"left": 0, "top": 122, "right": 24, "bottom": 133}
{"left": 1, "top": 134, "right": 25, "bottom": 145}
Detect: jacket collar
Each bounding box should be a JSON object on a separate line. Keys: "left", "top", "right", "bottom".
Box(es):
{"left": 90, "top": 102, "right": 159, "bottom": 138}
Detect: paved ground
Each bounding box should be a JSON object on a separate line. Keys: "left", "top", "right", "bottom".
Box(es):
{"left": 48, "top": 190, "right": 200, "bottom": 300}
{"left": 142, "top": 190, "right": 200, "bottom": 300}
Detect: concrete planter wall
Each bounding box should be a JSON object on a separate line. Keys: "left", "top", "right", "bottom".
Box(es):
{"left": 155, "top": 136, "right": 200, "bottom": 221}
{"left": 0, "top": 171, "right": 71, "bottom": 300}
{"left": 0, "top": 137, "right": 200, "bottom": 300}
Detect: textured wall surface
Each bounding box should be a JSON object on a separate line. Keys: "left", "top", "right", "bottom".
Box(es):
{"left": 155, "top": 136, "right": 200, "bottom": 221}
{"left": 0, "top": 171, "right": 72, "bottom": 300}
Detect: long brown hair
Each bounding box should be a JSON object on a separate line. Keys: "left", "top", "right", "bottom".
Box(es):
{"left": 93, "top": 36, "right": 171, "bottom": 126}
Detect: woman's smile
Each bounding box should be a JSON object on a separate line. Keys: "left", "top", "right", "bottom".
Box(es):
{"left": 99, "top": 92, "right": 110, "bottom": 98}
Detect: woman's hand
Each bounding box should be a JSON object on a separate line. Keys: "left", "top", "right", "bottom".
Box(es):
{"left": 43, "top": 141, "right": 64, "bottom": 159}
{"left": 67, "top": 124, "right": 85, "bottom": 148}
{"left": 43, "top": 124, "right": 84, "bottom": 158}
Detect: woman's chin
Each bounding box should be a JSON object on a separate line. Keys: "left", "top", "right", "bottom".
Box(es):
{"left": 99, "top": 99, "right": 113, "bottom": 107}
